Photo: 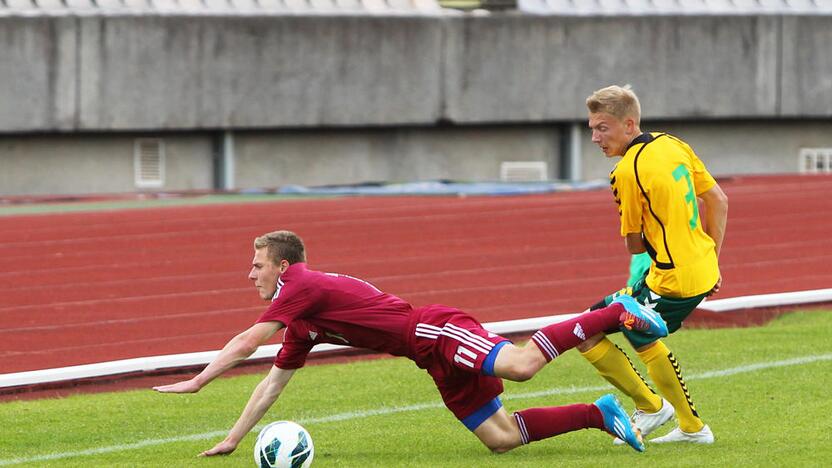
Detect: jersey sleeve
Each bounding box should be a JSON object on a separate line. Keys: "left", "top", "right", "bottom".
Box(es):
{"left": 274, "top": 324, "right": 315, "bottom": 369}
{"left": 256, "top": 282, "right": 322, "bottom": 327}
{"left": 612, "top": 162, "right": 644, "bottom": 236}
{"left": 686, "top": 146, "right": 717, "bottom": 196}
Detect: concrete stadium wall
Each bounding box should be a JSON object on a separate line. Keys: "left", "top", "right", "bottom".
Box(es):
{"left": 1, "top": 13, "right": 830, "bottom": 132}
{"left": 1, "top": 13, "right": 831, "bottom": 196}
{"left": 2, "top": 119, "right": 829, "bottom": 196}
{"left": 0, "top": 17, "right": 77, "bottom": 131}
{"left": 443, "top": 15, "right": 780, "bottom": 122}
{"left": 0, "top": 134, "right": 213, "bottom": 196}
{"left": 0, "top": 127, "right": 559, "bottom": 195}
{"left": 0, "top": 15, "right": 444, "bottom": 132}
{"left": 232, "top": 126, "right": 561, "bottom": 188}
{"left": 780, "top": 16, "right": 832, "bottom": 117}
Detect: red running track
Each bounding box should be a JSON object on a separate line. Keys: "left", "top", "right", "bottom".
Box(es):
{"left": 1, "top": 174, "right": 831, "bottom": 374}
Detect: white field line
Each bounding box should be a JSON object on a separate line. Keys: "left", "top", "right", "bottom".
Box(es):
{"left": 4, "top": 287, "right": 832, "bottom": 389}
{"left": 1, "top": 353, "right": 830, "bottom": 466}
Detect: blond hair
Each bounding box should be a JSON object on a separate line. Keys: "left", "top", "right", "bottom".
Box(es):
{"left": 254, "top": 230, "right": 306, "bottom": 265}
{"left": 586, "top": 85, "right": 641, "bottom": 124}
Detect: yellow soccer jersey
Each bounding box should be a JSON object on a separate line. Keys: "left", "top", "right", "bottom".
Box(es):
{"left": 610, "top": 132, "right": 720, "bottom": 298}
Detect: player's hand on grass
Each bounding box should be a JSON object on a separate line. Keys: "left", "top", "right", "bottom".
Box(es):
{"left": 152, "top": 378, "right": 201, "bottom": 394}
{"left": 199, "top": 439, "right": 237, "bottom": 457}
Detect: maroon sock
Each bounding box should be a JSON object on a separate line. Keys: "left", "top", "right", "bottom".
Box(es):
{"left": 513, "top": 404, "right": 606, "bottom": 444}
{"left": 531, "top": 303, "right": 624, "bottom": 361}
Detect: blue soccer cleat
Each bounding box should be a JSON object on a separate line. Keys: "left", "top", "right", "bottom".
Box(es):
{"left": 595, "top": 394, "right": 645, "bottom": 452}
{"left": 612, "top": 294, "right": 668, "bottom": 337}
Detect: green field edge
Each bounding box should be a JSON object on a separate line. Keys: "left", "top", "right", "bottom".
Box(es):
{"left": 0, "top": 193, "right": 344, "bottom": 216}
{"left": 1, "top": 311, "right": 831, "bottom": 467}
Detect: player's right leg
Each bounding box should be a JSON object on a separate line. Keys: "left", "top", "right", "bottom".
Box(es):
{"left": 613, "top": 294, "right": 669, "bottom": 337}
{"left": 636, "top": 340, "right": 711, "bottom": 443}
{"left": 626, "top": 291, "right": 712, "bottom": 443}
{"left": 527, "top": 295, "right": 667, "bottom": 363}
{"left": 490, "top": 296, "right": 666, "bottom": 381}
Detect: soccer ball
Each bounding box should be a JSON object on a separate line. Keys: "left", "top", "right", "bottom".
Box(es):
{"left": 254, "top": 421, "right": 314, "bottom": 468}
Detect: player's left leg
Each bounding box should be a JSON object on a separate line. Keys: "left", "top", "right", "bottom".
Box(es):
{"left": 469, "top": 396, "right": 643, "bottom": 453}
{"left": 467, "top": 402, "right": 522, "bottom": 453}
{"left": 426, "top": 310, "right": 648, "bottom": 453}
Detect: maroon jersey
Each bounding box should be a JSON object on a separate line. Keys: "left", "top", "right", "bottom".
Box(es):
{"left": 256, "top": 263, "right": 414, "bottom": 369}
{"left": 256, "top": 263, "right": 510, "bottom": 423}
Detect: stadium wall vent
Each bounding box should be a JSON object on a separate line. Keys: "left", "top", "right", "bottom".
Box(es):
{"left": 439, "top": 0, "right": 515, "bottom": 10}
{"left": 499, "top": 161, "right": 548, "bottom": 182}
{"left": 134, "top": 139, "right": 166, "bottom": 188}
{"left": 799, "top": 148, "right": 832, "bottom": 174}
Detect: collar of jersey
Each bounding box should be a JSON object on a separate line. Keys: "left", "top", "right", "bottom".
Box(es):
{"left": 272, "top": 262, "right": 307, "bottom": 301}
{"left": 277, "top": 262, "right": 307, "bottom": 284}
{"left": 625, "top": 132, "right": 655, "bottom": 153}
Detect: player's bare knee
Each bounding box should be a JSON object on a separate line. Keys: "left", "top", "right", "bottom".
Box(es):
{"left": 516, "top": 359, "right": 546, "bottom": 382}
{"left": 494, "top": 343, "right": 545, "bottom": 381}
{"left": 484, "top": 437, "right": 517, "bottom": 454}
{"left": 514, "top": 361, "right": 539, "bottom": 382}
{"left": 502, "top": 359, "right": 538, "bottom": 382}
{"left": 521, "top": 349, "right": 548, "bottom": 380}
{"left": 489, "top": 444, "right": 513, "bottom": 454}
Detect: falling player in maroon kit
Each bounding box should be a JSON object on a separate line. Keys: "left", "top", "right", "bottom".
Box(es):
{"left": 154, "top": 231, "right": 668, "bottom": 457}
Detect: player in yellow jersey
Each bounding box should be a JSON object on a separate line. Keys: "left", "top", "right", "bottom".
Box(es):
{"left": 577, "top": 85, "right": 728, "bottom": 444}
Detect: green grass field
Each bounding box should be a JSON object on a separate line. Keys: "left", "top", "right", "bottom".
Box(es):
{"left": 3, "top": 311, "right": 831, "bottom": 467}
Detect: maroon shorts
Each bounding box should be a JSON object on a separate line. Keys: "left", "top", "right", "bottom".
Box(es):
{"left": 408, "top": 305, "right": 510, "bottom": 422}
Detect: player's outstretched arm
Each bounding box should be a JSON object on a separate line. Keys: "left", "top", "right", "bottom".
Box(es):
{"left": 153, "top": 321, "right": 283, "bottom": 394}
{"left": 201, "top": 366, "right": 297, "bottom": 457}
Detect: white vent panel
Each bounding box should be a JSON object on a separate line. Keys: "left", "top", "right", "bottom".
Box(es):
{"left": 134, "top": 139, "right": 165, "bottom": 188}
{"left": 500, "top": 161, "right": 548, "bottom": 182}
{"left": 799, "top": 148, "right": 832, "bottom": 174}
